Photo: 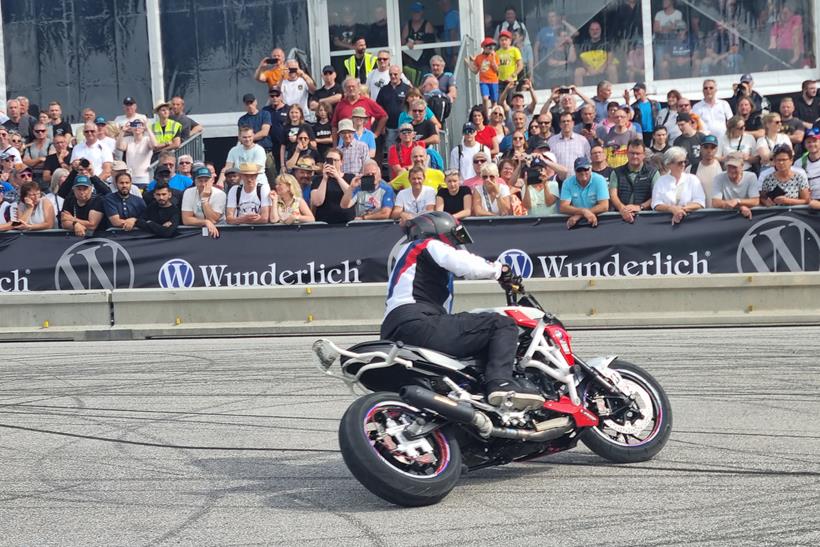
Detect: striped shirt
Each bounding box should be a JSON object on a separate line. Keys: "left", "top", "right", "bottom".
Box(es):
{"left": 340, "top": 140, "right": 370, "bottom": 175}
{"left": 547, "top": 132, "right": 591, "bottom": 175}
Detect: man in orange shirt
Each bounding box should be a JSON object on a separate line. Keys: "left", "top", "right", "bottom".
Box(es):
{"left": 465, "top": 37, "right": 500, "bottom": 109}
{"left": 254, "top": 48, "right": 287, "bottom": 88}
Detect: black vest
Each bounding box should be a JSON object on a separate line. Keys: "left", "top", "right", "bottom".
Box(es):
{"left": 614, "top": 163, "right": 656, "bottom": 205}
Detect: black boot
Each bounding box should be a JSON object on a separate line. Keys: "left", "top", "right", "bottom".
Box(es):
{"left": 486, "top": 378, "right": 546, "bottom": 410}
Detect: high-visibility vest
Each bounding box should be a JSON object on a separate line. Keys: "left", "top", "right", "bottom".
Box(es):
{"left": 343, "top": 53, "right": 377, "bottom": 80}
{"left": 151, "top": 119, "right": 182, "bottom": 146}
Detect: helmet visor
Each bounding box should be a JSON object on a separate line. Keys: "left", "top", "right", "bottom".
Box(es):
{"left": 452, "top": 223, "right": 473, "bottom": 245}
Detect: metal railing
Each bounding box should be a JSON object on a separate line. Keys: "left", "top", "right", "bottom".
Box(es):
{"left": 148, "top": 132, "right": 206, "bottom": 175}
{"left": 443, "top": 34, "right": 480, "bottom": 170}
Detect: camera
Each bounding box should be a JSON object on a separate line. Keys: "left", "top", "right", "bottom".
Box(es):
{"left": 129, "top": 120, "right": 141, "bottom": 128}
{"left": 79, "top": 158, "right": 91, "bottom": 168}
{"left": 584, "top": 122, "right": 593, "bottom": 131}
{"left": 360, "top": 174, "right": 376, "bottom": 192}
{"left": 288, "top": 67, "right": 298, "bottom": 74}
{"left": 526, "top": 167, "right": 542, "bottom": 184}
{"left": 559, "top": 86, "right": 571, "bottom": 95}
{"left": 265, "top": 57, "right": 278, "bottom": 64}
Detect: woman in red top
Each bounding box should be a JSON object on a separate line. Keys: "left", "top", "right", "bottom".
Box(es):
{"left": 469, "top": 106, "right": 499, "bottom": 159}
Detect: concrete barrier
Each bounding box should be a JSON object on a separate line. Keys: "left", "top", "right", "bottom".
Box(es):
{"left": 0, "top": 290, "right": 112, "bottom": 341}
{"left": 1, "top": 273, "right": 819, "bottom": 341}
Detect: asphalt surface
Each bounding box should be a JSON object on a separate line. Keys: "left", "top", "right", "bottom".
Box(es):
{"left": 0, "top": 327, "right": 818, "bottom": 546}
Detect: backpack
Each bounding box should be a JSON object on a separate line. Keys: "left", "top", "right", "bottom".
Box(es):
{"left": 233, "top": 183, "right": 262, "bottom": 209}
{"left": 426, "top": 93, "right": 451, "bottom": 122}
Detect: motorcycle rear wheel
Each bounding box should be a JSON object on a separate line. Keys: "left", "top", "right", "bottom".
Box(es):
{"left": 580, "top": 360, "right": 672, "bottom": 463}
{"left": 338, "top": 391, "right": 462, "bottom": 507}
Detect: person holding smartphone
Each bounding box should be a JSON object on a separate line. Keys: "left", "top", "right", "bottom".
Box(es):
{"left": 340, "top": 159, "right": 394, "bottom": 221}
{"left": 254, "top": 48, "right": 286, "bottom": 88}
{"left": 760, "top": 145, "right": 810, "bottom": 207}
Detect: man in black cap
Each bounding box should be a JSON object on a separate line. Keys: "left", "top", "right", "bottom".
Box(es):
{"left": 626, "top": 82, "right": 660, "bottom": 146}
{"left": 449, "top": 121, "right": 490, "bottom": 179}
{"left": 310, "top": 65, "right": 343, "bottom": 113}
{"left": 262, "top": 86, "right": 289, "bottom": 181}
{"left": 114, "top": 96, "right": 148, "bottom": 130}
{"left": 238, "top": 93, "right": 273, "bottom": 183}
{"left": 672, "top": 112, "right": 706, "bottom": 164}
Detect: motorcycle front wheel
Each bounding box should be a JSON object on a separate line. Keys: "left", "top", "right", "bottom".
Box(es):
{"left": 580, "top": 360, "right": 672, "bottom": 463}
{"left": 338, "top": 391, "right": 462, "bottom": 507}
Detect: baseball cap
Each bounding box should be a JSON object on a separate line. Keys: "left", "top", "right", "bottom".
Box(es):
{"left": 410, "top": 1, "right": 424, "bottom": 12}
{"left": 740, "top": 73, "right": 754, "bottom": 83}
{"left": 242, "top": 93, "right": 256, "bottom": 104}
{"left": 322, "top": 65, "right": 335, "bottom": 74}
{"left": 499, "top": 30, "right": 513, "bottom": 39}
{"left": 122, "top": 96, "right": 136, "bottom": 105}
{"left": 268, "top": 86, "right": 281, "bottom": 96}
{"left": 155, "top": 166, "right": 172, "bottom": 176}
{"left": 511, "top": 91, "right": 525, "bottom": 99}
{"left": 528, "top": 137, "right": 549, "bottom": 152}
{"left": 94, "top": 116, "right": 106, "bottom": 125}
{"left": 337, "top": 119, "right": 355, "bottom": 133}
{"left": 112, "top": 160, "right": 129, "bottom": 172}
{"left": 543, "top": 151, "right": 558, "bottom": 164}
{"left": 725, "top": 152, "right": 744, "bottom": 167}
{"left": 805, "top": 127, "right": 820, "bottom": 140}
{"left": 702, "top": 134, "right": 719, "bottom": 147}
{"left": 462, "top": 122, "right": 476, "bottom": 133}
{"left": 351, "top": 106, "right": 368, "bottom": 118}
{"left": 632, "top": 82, "right": 647, "bottom": 91}
{"left": 73, "top": 175, "right": 92, "bottom": 187}
{"left": 676, "top": 112, "right": 692, "bottom": 123}
{"left": 225, "top": 166, "right": 241, "bottom": 175}
{"left": 193, "top": 166, "right": 211, "bottom": 179}
{"left": 574, "top": 156, "right": 592, "bottom": 171}
{"left": 399, "top": 122, "right": 414, "bottom": 132}
{"left": 480, "top": 37, "right": 497, "bottom": 48}
{"left": 530, "top": 157, "right": 546, "bottom": 168}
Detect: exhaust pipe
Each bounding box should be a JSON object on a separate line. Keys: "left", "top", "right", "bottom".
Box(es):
{"left": 400, "top": 386, "right": 492, "bottom": 436}
{"left": 400, "top": 386, "right": 573, "bottom": 441}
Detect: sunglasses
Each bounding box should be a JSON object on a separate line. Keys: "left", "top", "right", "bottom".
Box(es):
{"left": 20, "top": 173, "right": 33, "bottom": 179}
{"left": 473, "top": 159, "right": 487, "bottom": 164}
{"left": 34, "top": 129, "right": 47, "bottom": 133}
{"left": 400, "top": 129, "right": 414, "bottom": 134}
{"left": 178, "top": 161, "right": 192, "bottom": 164}
{"left": 377, "top": 57, "right": 390, "bottom": 61}
{"left": 411, "top": 109, "right": 425, "bottom": 113}
{"left": 325, "top": 157, "right": 341, "bottom": 162}
{"left": 298, "top": 136, "right": 310, "bottom": 140}
{"left": 83, "top": 130, "right": 95, "bottom": 134}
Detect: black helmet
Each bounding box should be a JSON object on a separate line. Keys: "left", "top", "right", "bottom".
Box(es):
{"left": 404, "top": 211, "right": 473, "bottom": 246}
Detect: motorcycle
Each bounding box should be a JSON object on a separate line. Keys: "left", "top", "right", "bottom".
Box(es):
{"left": 312, "top": 279, "right": 672, "bottom": 507}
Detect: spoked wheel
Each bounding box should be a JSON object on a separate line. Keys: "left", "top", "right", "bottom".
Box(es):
{"left": 580, "top": 360, "right": 672, "bottom": 463}
{"left": 338, "top": 391, "right": 462, "bottom": 506}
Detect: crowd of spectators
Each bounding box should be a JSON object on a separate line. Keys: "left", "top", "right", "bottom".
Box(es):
{"left": 1, "top": 21, "right": 820, "bottom": 237}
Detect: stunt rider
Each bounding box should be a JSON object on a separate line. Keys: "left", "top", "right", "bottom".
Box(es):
{"left": 381, "top": 211, "right": 545, "bottom": 410}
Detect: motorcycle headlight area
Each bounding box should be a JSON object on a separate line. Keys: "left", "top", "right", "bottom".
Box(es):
{"left": 312, "top": 339, "right": 340, "bottom": 370}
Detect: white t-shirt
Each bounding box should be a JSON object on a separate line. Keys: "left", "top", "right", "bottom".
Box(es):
{"left": 280, "top": 77, "right": 310, "bottom": 112}
{"left": 692, "top": 99, "right": 734, "bottom": 136}
{"left": 123, "top": 136, "right": 153, "bottom": 184}
{"left": 70, "top": 141, "right": 114, "bottom": 175}
{"left": 449, "top": 141, "right": 488, "bottom": 180}
{"left": 652, "top": 173, "right": 706, "bottom": 209}
{"left": 654, "top": 10, "right": 683, "bottom": 31}
{"left": 688, "top": 161, "right": 722, "bottom": 208}
{"left": 226, "top": 183, "right": 272, "bottom": 216}
{"left": 804, "top": 156, "right": 820, "bottom": 199}
{"left": 395, "top": 186, "right": 436, "bottom": 215}
{"left": 756, "top": 134, "right": 791, "bottom": 157}
{"left": 717, "top": 134, "right": 757, "bottom": 170}
{"left": 99, "top": 136, "right": 117, "bottom": 157}
{"left": 226, "top": 144, "right": 268, "bottom": 186}
{"left": 474, "top": 182, "right": 511, "bottom": 214}
{"left": 181, "top": 187, "right": 227, "bottom": 221}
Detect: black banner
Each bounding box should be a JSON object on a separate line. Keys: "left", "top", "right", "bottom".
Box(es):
{"left": 1, "top": 209, "right": 819, "bottom": 292}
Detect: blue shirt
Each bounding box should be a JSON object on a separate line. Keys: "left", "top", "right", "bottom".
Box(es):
{"left": 103, "top": 192, "right": 146, "bottom": 220}
{"left": 499, "top": 130, "right": 529, "bottom": 153}
{"left": 146, "top": 174, "right": 193, "bottom": 192}
{"left": 351, "top": 181, "right": 395, "bottom": 215}
{"left": 238, "top": 110, "right": 273, "bottom": 151}
{"left": 637, "top": 100, "right": 654, "bottom": 132}
{"left": 559, "top": 172, "right": 609, "bottom": 209}
{"left": 536, "top": 26, "right": 556, "bottom": 52}
{"left": 337, "top": 128, "right": 376, "bottom": 151}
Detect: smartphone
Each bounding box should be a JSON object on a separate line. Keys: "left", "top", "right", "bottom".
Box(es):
{"left": 767, "top": 185, "right": 787, "bottom": 199}
{"left": 559, "top": 87, "right": 571, "bottom": 94}
{"left": 360, "top": 175, "right": 376, "bottom": 192}
{"left": 11, "top": 220, "right": 22, "bottom": 227}
{"left": 288, "top": 67, "right": 298, "bottom": 74}
{"left": 266, "top": 57, "right": 278, "bottom": 64}
{"left": 584, "top": 123, "right": 593, "bottom": 131}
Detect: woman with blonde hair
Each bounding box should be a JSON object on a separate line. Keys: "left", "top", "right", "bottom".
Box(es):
{"left": 487, "top": 104, "right": 508, "bottom": 148}
{"left": 756, "top": 112, "right": 791, "bottom": 167}
{"left": 269, "top": 173, "right": 314, "bottom": 224}
{"left": 471, "top": 162, "right": 511, "bottom": 216}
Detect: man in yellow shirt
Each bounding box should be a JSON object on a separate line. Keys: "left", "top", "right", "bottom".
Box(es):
{"left": 496, "top": 30, "right": 523, "bottom": 86}
{"left": 389, "top": 145, "right": 444, "bottom": 191}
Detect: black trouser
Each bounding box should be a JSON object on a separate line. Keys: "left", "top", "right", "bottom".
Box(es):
{"left": 381, "top": 303, "right": 518, "bottom": 383}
